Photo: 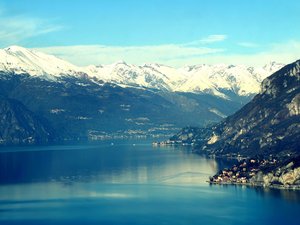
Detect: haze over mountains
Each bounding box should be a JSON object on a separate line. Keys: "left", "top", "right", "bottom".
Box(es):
{"left": 0, "top": 46, "right": 285, "bottom": 145}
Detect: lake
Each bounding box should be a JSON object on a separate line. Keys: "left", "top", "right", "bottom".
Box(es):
{"left": 0, "top": 140, "right": 299, "bottom": 225}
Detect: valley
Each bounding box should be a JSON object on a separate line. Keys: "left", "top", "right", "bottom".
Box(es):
{"left": 0, "top": 46, "right": 283, "bottom": 145}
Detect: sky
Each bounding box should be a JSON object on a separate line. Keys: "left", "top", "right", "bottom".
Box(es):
{"left": 0, "top": 0, "right": 300, "bottom": 67}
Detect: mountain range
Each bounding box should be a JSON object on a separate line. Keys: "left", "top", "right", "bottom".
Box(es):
{"left": 169, "top": 60, "right": 300, "bottom": 158}
{"left": 0, "top": 46, "right": 284, "bottom": 145}
{"left": 0, "top": 46, "right": 283, "bottom": 98}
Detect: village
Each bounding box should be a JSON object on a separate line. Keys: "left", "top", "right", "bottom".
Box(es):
{"left": 209, "top": 157, "right": 278, "bottom": 184}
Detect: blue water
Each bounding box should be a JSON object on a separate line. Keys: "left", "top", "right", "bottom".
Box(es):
{"left": 0, "top": 140, "right": 299, "bottom": 225}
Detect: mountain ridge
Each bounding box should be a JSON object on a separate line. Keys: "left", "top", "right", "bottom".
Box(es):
{"left": 0, "top": 46, "right": 284, "bottom": 100}
{"left": 0, "top": 70, "right": 246, "bottom": 145}
{"left": 0, "top": 97, "right": 55, "bottom": 145}
{"left": 0, "top": 46, "right": 289, "bottom": 145}
{"left": 168, "top": 59, "right": 300, "bottom": 158}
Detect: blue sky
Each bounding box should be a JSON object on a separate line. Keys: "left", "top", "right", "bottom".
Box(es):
{"left": 0, "top": 0, "right": 300, "bottom": 66}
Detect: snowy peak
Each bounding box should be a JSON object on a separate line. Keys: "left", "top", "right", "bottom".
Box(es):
{"left": 5, "top": 45, "right": 29, "bottom": 53}
{"left": 85, "top": 61, "right": 177, "bottom": 91}
{"left": 262, "top": 61, "right": 285, "bottom": 73}
{"left": 0, "top": 46, "right": 285, "bottom": 98}
{"left": 86, "top": 61, "right": 283, "bottom": 98}
{"left": 175, "top": 63, "right": 284, "bottom": 97}
{"left": 261, "top": 60, "right": 300, "bottom": 96}
{"left": 0, "top": 45, "right": 83, "bottom": 80}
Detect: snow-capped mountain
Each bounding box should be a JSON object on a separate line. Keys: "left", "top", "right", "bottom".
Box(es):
{"left": 85, "top": 62, "right": 185, "bottom": 91}
{"left": 0, "top": 46, "right": 284, "bottom": 99}
{"left": 86, "top": 62, "right": 284, "bottom": 98}
{"left": 176, "top": 63, "right": 284, "bottom": 98}
{"left": 0, "top": 46, "right": 85, "bottom": 80}
{"left": 169, "top": 59, "right": 300, "bottom": 158}
{"left": 0, "top": 45, "right": 290, "bottom": 145}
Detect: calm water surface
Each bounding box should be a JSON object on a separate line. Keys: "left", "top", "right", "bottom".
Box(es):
{"left": 0, "top": 140, "right": 299, "bottom": 225}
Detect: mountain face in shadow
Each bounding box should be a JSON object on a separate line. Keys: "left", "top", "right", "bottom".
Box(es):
{"left": 171, "top": 60, "right": 300, "bottom": 157}
{"left": 0, "top": 72, "right": 245, "bottom": 145}
{"left": 0, "top": 97, "right": 54, "bottom": 145}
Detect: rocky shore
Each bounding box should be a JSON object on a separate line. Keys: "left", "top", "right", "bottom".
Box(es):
{"left": 209, "top": 155, "right": 300, "bottom": 190}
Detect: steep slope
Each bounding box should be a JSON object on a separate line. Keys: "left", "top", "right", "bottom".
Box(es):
{"left": 0, "top": 97, "right": 54, "bottom": 145}
{"left": 170, "top": 60, "right": 300, "bottom": 157}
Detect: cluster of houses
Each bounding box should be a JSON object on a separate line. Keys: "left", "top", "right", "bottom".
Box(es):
{"left": 152, "top": 140, "right": 194, "bottom": 146}
{"left": 209, "top": 157, "right": 277, "bottom": 184}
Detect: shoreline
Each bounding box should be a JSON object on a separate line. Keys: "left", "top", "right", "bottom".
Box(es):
{"left": 153, "top": 141, "right": 300, "bottom": 191}
{"left": 207, "top": 181, "right": 300, "bottom": 190}
{"left": 208, "top": 156, "right": 300, "bottom": 191}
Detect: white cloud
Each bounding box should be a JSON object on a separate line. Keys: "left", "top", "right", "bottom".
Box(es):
{"left": 178, "top": 40, "right": 300, "bottom": 66}
{"left": 35, "top": 35, "right": 228, "bottom": 67}
{"left": 36, "top": 43, "right": 225, "bottom": 66}
{"left": 35, "top": 40, "right": 300, "bottom": 68}
{"left": 238, "top": 42, "right": 260, "bottom": 48}
{"left": 183, "top": 35, "right": 227, "bottom": 46}
{"left": 0, "top": 8, "right": 62, "bottom": 45}
{"left": 200, "top": 34, "right": 228, "bottom": 44}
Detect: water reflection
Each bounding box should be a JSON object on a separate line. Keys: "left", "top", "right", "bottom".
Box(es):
{"left": 252, "top": 186, "right": 300, "bottom": 203}
{"left": 0, "top": 142, "right": 219, "bottom": 186}
{"left": 0, "top": 142, "right": 300, "bottom": 225}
